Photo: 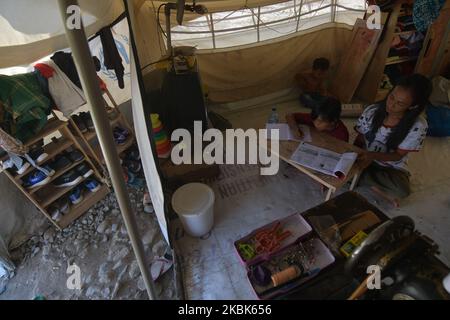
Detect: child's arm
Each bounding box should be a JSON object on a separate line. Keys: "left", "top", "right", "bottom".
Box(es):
{"left": 286, "top": 114, "right": 303, "bottom": 139}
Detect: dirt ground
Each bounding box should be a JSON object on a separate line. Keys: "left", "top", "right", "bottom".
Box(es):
{"left": 0, "top": 186, "right": 176, "bottom": 300}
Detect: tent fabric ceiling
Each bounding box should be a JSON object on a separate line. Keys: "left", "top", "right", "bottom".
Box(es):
{"left": 0, "top": 0, "right": 124, "bottom": 68}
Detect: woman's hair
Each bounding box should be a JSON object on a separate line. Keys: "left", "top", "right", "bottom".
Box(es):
{"left": 366, "top": 73, "right": 432, "bottom": 151}
{"left": 311, "top": 97, "right": 341, "bottom": 123}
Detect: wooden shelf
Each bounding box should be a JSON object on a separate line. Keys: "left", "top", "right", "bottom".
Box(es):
{"left": 37, "top": 174, "right": 90, "bottom": 208}
{"left": 80, "top": 112, "right": 121, "bottom": 142}
{"left": 28, "top": 158, "right": 86, "bottom": 194}
{"left": 74, "top": 114, "right": 120, "bottom": 141}
{"left": 24, "top": 119, "right": 67, "bottom": 147}
{"left": 385, "top": 56, "right": 418, "bottom": 65}
{"left": 58, "top": 184, "right": 109, "bottom": 229}
{"left": 14, "top": 138, "right": 73, "bottom": 181}
{"left": 0, "top": 121, "right": 70, "bottom": 164}
{"left": 83, "top": 130, "right": 97, "bottom": 141}
{"left": 109, "top": 112, "right": 121, "bottom": 126}
{"left": 2, "top": 99, "right": 113, "bottom": 230}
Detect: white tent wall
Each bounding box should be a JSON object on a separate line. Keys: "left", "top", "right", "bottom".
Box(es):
{"left": 127, "top": 0, "right": 169, "bottom": 244}
{"left": 0, "top": 0, "right": 125, "bottom": 68}
{"left": 139, "top": 25, "right": 354, "bottom": 103}
{"left": 196, "top": 24, "right": 354, "bottom": 102}
{"left": 136, "top": 1, "right": 362, "bottom": 102}
{"left": 130, "top": 0, "right": 168, "bottom": 73}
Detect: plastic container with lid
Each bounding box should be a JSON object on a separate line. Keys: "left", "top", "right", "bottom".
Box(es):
{"left": 171, "top": 183, "right": 215, "bottom": 237}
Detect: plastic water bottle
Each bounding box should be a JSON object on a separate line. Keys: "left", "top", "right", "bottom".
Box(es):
{"left": 268, "top": 107, "right": 279, "bottom": 123}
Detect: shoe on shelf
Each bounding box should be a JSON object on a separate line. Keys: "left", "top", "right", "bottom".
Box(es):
{"left": 41, "top": 164, "right": 55, "bottom": 177}
{"left": 69, "top": 187, "right": 83, "bottom": 205}
{"left": 66, "top": 149, "right": 84, "bottom": 163}
{"left": 126, "top": 146, "right": 141, "bottom": 161}
{"left": 80, "top": 112, "right": 94, "bottom": 131}
{"left": 16, "top": 161, "right": 30, "bottom": 175}
{"left": 85, "top": 178, "right": 101, "bottom": 193}
{"left": 3, "top": 157, "right": 30, "bottom": 175}
{"left": 23, "top": 170, "right": 51, "bottom": 189}
{"left": 49, "top": 205, "right": 62, "bottom": 222}
{"left": 53, "top": 170, "right": 83, "bottom": 188}
{"left": 51, "top": 155, "right": 72, "bottom": 171}
{"left": 28, "top": 147, "right": 48, "bottom": 164}
{"left": 72, "top": 114, "right": 87, "bottom": 133}
{"left": 114, "top": 126, "right": 129, "bottom": 137}
{"left": 75, "top": 163, "right": 94, "bottom": 178}
{"left": 113, "top": 131, "right": 127, "bottom": 145}
{"left": 58, "top": 197, "right": 70, "bottom": 215}
{"left": 123, "top": 159, "right": 141, "bottom": 174}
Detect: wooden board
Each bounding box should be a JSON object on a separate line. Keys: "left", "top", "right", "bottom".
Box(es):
{"left": 415, "top": 0, "right": 450, "bottom": 77}
{"left": 356, "top": 6, "right": 401, "bottom": 103}
{"left": 329, "top": 19, "right": 383, "bottom": 103}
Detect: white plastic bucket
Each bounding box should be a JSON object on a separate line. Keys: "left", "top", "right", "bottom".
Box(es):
{"left": 171, "top": 183, "right": 215, "bottom": 237}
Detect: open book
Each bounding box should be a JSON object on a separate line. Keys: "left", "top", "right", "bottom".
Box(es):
{"left": 266, "top": 123, "right": 312, "bottom": 142}
{"left": 290, "top": 142, "right": 357, "bottom": 179}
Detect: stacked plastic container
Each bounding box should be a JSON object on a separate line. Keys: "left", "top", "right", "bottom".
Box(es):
{"left": 151, "top": 114, "right": 171, "bottom": 158}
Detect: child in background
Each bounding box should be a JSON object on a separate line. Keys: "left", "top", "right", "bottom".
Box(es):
{"left": 295, "top": 57, "right": 330, "bottom": 110}
{"left": 286, "top": 97, "right": 349, "bottom": 142}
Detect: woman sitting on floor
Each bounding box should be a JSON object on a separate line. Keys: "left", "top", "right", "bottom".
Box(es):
{"left": 354, "top": 74, "right": 432, "bottom": 207}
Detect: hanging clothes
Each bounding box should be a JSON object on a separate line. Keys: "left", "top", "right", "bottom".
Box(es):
{"left": 99, "top": 26, "right": 125, "bottom": 89}
{"left": 413, "top": 0, "right": 446, "bottom": 33}
{"left": 34, "top": 63, "right": 55, "bottom": 104}
{"left": 50, "top": 51, "right": 101, "bottom": 90}
{"left": 35, "top": 61, "right": 86, "bottom": 117}
{"left": 0, "top": 72, "right": 52, "bottom": 143}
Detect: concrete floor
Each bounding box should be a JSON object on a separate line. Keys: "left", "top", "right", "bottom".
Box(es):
{"left": 174, "top": 98, "right": 450, "bottom": 299}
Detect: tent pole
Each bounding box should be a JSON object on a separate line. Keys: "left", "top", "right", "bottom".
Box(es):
{"left": 57, "top": 0, "right": 157, "bottom": 300}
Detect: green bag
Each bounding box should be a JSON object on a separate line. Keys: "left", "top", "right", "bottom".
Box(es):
{"left": 0, "top": 72, "right": 52, "bottom": 143}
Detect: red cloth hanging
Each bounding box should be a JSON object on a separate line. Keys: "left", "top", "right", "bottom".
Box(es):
{"left": 34, "top": 63, "right": 55, "bottom": 78}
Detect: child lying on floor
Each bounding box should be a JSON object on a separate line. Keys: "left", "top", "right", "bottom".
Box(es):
{"left": 286, "top": 97, "right": 349, "bottom": 142}
{"left": 354, "top": 74, "right": 432, "bottom": 207}
{"left": 295, "top": 57, "right": 330, "bottom": 109}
